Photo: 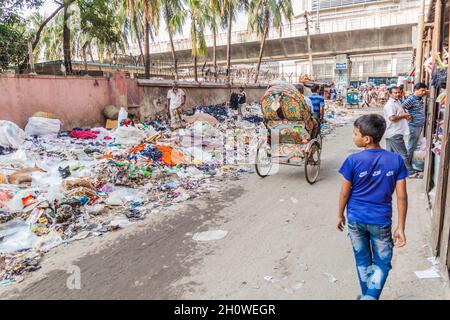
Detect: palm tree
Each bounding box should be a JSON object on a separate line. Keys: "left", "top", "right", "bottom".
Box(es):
{"left": 247, "top": 0, "right": 293, "bottom": 83}
{"left": 207, "top": 0, "right": 221, "bottom": 81}
{"left": 63, "top": 0, "right": 76, "bottom": 74}
{"left": 142, "top": 0, "right": 161, "bottom": 79}
{"left": 162, "top": 0, "right": 186, "bottom": 80}
{"left": 122, "top": 0, "right": 145, "bottom": 65}
{"left": 186, "top": 0, "right": 209, "bottom": 82}
{"left": 222, "top": 0, "right": 246, "bottom": 83}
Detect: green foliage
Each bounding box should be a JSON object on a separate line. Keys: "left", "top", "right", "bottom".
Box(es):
{"left": 0, "top": 23, "right": 28, "bottom": 71}
{"left": 77, "top": 0, "right": 122, "bottom": 46}
{"left": 0, "top": 0, "right": 43, "bottom": 71}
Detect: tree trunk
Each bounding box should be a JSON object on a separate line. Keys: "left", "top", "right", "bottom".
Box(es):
{"left": 133, "top": 15, "right": 145, "bottom": 65}
{"left": 168, "top": 30, "right": 178, "bottom": 80}
{"left": 88, "top": 43, "right": 95, "bottom": 62}
{"left": 144, "top": 9, "right": 151, "bottom": 79}
{"left": 194, "top": 54, "right": 198, "bottom": 82}
{"left": 213, "top": 25, "right": 217, "bottom": 82}
{"left": 226, "top": 3, "right": 232, "bottom": 83}
{"left": 254, "top": 26, "right": 269, "bottom": 84}
{"left": 63, "top": 4, "right": 73, "bottom": 75}
{"left": 19, "top": 4, "right": 65, "bottom": 73}
{"left": 83, "top": 43, "right": 88, "bottom": 73}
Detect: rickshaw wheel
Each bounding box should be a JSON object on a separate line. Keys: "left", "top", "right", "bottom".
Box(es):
{"left": 305, "top": 141, "right": 321, "bottom": 184}
{"left": 255, "top": 140, "right": 272, "bottom": 178}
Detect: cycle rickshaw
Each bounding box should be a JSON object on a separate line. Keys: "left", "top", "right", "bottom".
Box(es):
{"left": 255, "top": 84, "right": 322, "bottom": 184}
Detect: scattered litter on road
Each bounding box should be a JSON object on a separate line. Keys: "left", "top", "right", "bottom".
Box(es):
{"left": 290, "top": 197, "right": 298, "bottom": 204}
{"left": 427, "top": 256, "right": 440, "bottom": 266}
{"left": 292, "top": 281, "right": 306, "bottom": 290}
{"left": 414, "top": 266, "right": 441, "bottom": 279}
{"left": 322, "top": 272, "right": 338, "bottom": 283}
{"left": 192, "top": 230, "right": 228, "bottom": 242}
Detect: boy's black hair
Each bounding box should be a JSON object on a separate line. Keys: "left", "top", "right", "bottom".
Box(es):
{"left": 294, "top": 83, "right": 305, "bottom": 94}
{"left": 388, "top": 85, "right": 399, "bottom": 94}
{"left": 311, "top": 84, "right": 320, "bottom": 93}
{"left": 354, "top": 114, "right": 386, "bottom": 144}
{"left": 414, "top": 82, "right": 427, "bottom": 91}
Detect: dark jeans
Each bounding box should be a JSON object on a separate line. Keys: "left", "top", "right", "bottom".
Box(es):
{"left": 386, "top": 134, "right": 412, "bottom": 173}
{"left": 348, "top": 221, "right": 394, "bottom": 300}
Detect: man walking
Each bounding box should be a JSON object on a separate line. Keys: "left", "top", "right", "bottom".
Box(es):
{"left": 309, "top": 84, "right": 325, "bottom": 123}
{"left": 167, "top": 81, "right": 186, "bottom": 130}
{"left": 402, "top": 83, "right": 428, "bottom": 178}
{"left": 383, "top": 86, "right": 414, "bottom": 175}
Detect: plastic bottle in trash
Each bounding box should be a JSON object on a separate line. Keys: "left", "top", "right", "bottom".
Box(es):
{"left": 118, "top": 107, "right": 128, "bottom": 127}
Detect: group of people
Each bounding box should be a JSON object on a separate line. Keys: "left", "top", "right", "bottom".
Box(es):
{"left": 383, "top": 82, "right": 427, "bottom": 178}
{"left": 361, "top": 84, "right": 407, "bottom": 108}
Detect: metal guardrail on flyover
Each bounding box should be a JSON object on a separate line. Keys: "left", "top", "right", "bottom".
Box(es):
{"left": 150, "top": 6, "right": 419, "bottom": 54}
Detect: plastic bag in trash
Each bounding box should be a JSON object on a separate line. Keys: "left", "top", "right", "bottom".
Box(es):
{"left": 24, "top": 117, "right": 61, "bottom": 137}
{"left": 32, "top": 230, "right": 63, "bottom": 252}
{"left": 118, "top": 108, "right": 128, "bottom": 127}
{"left": 113, "top": 126, "right": 146, "bottom": 145}
{"left": 0, "top": 120, "right": 25, "bottom": 148}
{"left": 0, "top": 219, "right": 39, "bottom": 254}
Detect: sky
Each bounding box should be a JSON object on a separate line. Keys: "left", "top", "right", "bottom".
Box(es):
{"left": 24, "top": 0, "right": 305, "bottom": 44}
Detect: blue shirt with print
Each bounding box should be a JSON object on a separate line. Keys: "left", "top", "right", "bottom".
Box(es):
{"left": 309, "top": 93, "right": 325, "bottom": 116}
{"left": 402, "top": 94, "right": 426, "bottom": 127}
{"left": 339, "top": 149, "right": 409, "bottom": 226}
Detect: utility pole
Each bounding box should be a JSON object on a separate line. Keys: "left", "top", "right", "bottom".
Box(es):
{"left": 305, "top": 11, "right": 314, "bottom": 78}
{"left": 315, "top": 1, "right": 320, "bottom": 31}
{"left": 414, "top": 0, "right": 425, "bottom": 83}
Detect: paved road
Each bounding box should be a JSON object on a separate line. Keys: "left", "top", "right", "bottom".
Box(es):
{"left": 1, "top": 112, "right": 449, "bottom": 300}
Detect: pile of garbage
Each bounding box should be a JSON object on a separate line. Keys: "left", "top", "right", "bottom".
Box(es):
{"left": 320, "top": 103, "right": 354, "bottom": 136}
{"left": 0, "top": 101, "right": 353, "bottom": 286}
{"left": 0, "top": 106, "right": 265, "bottom": 286}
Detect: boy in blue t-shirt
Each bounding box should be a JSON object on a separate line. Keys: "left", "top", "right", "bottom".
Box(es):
{"left": 337, "top": 114, "right": 408, "bottom": 300}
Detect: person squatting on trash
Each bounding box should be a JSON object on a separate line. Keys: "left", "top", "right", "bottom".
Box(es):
{"left": 337, "top": 114, "right": 408, "bottom": 300}
{"left": 167, "top": 81, "right": 186, "bottom": 130}
{"left": 383, "top": 85, "right": 414, "bottom": 175}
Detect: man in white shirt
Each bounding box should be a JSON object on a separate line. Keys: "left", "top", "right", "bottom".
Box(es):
{"left": 384, "top": 86, "right": 414, "bottom": 174}
{"left": 167, "top": 81, "right": 186, "bottom": 130}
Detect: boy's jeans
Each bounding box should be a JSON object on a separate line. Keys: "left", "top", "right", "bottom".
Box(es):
{"left": 348, "top": 221, "right": 394, "bottom": 300}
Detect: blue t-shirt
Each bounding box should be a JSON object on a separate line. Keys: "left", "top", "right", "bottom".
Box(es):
{"left": 339, "top": 149, "right": 408, "bottom": 226}
{"left": 309, "top": 93, "right": 325, "bottom": 115}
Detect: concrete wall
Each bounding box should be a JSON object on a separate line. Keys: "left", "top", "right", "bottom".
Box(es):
{"left": 138, "top": 80, "right": 267, "bottom": 120}
{"left": 0, "top": 75, "right": 112, "bottom": 129}
{"left": 0, "top": 74, "right": 267, "bottom": 129}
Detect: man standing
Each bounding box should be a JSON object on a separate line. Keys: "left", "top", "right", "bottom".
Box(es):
{"left": 309, "top": 84, "right": 325, "bottom": 123}
{"left": 167, "top": 81, "right": 186, "bottom": 130}
{"left": 384, "top": 86, "right": 413, "bottom": 175}
{"left": 402, "top": 82, "right": 428, "bottom": 177}
{"left": 362, "top": 86, "right": 372, "bottom": 108}
{"left": 237, "top": 86, "right": 247, "bottom": 117}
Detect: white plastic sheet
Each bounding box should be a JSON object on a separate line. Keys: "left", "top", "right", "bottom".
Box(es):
{"left": 113, "top": 126, "right": 146, "bottom": 145}
{"left": 0, "top": 121, "right": 25, "bottom": 148}
{"left": 0, "top": 219, "right": 39, "bottom": 254}
{"left": 24, "top": 117, "right": 61, "bottom": 137}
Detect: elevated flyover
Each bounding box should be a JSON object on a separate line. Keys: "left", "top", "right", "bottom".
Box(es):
{"left": 149, "top": 6, "right": 418, "bottom": 67}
